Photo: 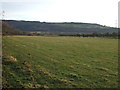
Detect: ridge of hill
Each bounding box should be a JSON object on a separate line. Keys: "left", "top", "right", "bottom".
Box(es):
{"left": 5, "top": 20, "right": 118, "bottom": 34}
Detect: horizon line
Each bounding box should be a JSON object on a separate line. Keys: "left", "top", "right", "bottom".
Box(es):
{"left": 1, "top": 19, "right": 118, "bottom": 28}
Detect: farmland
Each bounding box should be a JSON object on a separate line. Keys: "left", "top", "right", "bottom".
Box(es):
{"left": 2, "top": 36, "right": 118, "bottom": 88}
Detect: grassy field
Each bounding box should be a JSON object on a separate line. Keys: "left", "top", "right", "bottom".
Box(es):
{"left": 2, "top": 36, "right": 118, "bottom": 88}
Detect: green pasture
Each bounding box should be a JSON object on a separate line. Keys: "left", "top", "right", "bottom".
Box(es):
{"left": 2, "top": 36, "right": 118, "bottom": 88}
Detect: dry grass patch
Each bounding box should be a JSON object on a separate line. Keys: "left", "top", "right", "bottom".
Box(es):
{"left": 7, "top": 56, "right": 17, "bottom": 62}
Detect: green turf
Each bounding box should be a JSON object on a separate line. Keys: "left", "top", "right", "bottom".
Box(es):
{"left": 2, "top": 36, "right": 118, "bottom": 88}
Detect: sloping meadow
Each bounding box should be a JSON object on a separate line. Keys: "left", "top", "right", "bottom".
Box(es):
{"left": 2, "top": 36, "right": 118, "bottom": 88}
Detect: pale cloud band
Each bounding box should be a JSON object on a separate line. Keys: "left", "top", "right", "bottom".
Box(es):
{"left": 1, "top": 0, "right": 40, "bottom": 2}
{"left": 0, "top": 0, "right": 119, "bottom": 27}
{"left": 118, "top": 1, "right": 120, "bottom": 28}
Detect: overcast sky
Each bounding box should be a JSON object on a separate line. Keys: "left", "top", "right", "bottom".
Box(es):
{"left": 0, "top": 0, "right": 119, "bottom": 27}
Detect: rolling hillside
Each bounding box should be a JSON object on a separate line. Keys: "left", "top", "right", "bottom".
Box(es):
{"left": 6, "top": 20, "right": 118, "bottom": 34}
{"left": 2, "top": 21, "right": 24, "bottom": 35}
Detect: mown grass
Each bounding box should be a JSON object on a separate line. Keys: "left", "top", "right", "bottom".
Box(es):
{"left": 2, "top": 36, "right": 118, "bottom": 88}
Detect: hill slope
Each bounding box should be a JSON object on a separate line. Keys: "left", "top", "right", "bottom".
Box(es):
{"left": 2, "top": 21, "right": 23, "bottom": 35}
{"left": 6, "top": 20, "right": 118, "bottom": 34}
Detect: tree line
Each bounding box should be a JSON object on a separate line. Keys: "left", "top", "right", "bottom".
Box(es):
{"left": 58, "top": 32, "right": 119, "bottom": 38}
{"left": 24, "top": 32, "right": 119, "bottom": 38}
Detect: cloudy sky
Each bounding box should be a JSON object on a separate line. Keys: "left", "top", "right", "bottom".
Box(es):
{"left": 0, "top": 0, "right": 119, "bottom": 27}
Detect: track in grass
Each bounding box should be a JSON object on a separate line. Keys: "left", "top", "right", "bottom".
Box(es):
{"left": 2, "top": 36, "right": 118, "bottom": 88}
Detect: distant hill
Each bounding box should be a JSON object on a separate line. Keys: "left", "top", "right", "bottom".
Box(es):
{"left": 2, "top": 21, "right": 24, "bottom": 35}
{"left": 6, "top": 20, "right": 118, "bottom": 34}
